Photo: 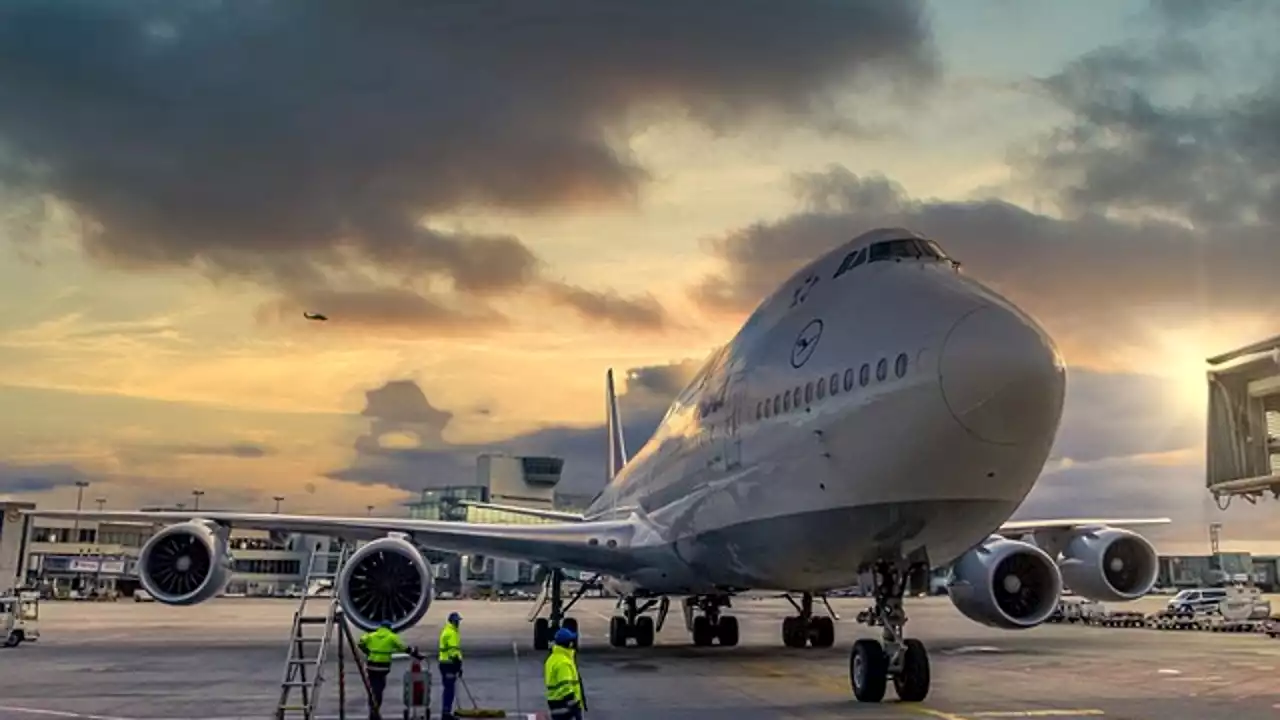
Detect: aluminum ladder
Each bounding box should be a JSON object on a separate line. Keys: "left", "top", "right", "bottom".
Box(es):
{"left": 275, "top": 541, "right": 373, "bottom": 720}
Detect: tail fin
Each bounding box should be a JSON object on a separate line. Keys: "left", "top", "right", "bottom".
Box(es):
{"left": 606, "top": 368, "right": 629, "bottom": 480}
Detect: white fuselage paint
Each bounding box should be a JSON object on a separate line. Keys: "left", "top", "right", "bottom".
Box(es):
{"left": 585, "top": 228, "right": 1066, "bottom": 596}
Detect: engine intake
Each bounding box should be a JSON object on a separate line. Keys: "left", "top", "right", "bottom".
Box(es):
{"left": 339, "top": 535, "right": 434, "bottom": 632}
{"left": 948, "top": 537, "right": 1062, "bottom": 629}
{"left": 137, "top": 520, "right": 233, "bottom": 605}
{"left": 1058, "top": 527, "right": 1159, "bottom": 602}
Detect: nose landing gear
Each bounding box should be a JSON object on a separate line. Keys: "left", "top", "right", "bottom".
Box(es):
{"left": 850, "top": 561, "right": 930, "bottom": 703}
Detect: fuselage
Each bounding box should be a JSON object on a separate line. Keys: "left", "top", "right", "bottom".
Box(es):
{"left": 587, "top": 228, "right": 1066, "bottom": 595}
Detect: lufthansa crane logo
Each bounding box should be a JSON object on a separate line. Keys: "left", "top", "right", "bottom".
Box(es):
{"left": 791, "top": 319, "right": 823, "bottom": 368}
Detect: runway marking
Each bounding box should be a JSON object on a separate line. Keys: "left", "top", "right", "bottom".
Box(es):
{"left": 0, "top": 708, "right": 136, "bottom": 720}
{"left": 899, "top": 706, "right": 971, "bottom": 720}
{"left": 900, "top": 708, "right": 1106, "bottom": 720}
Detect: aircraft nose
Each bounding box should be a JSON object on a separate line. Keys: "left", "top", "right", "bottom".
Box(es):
{"left": 939, "top": 304, "right": 1065, "bottom": 446}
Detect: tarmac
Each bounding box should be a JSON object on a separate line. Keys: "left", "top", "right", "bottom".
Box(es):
{"left": 2, "top": 595, "right": 1280, "bottom": 719}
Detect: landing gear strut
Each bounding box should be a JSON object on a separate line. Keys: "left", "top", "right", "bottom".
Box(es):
{"left": 849, "top": 561, "right": 930, "bottom": 703}
{"left": 608, "top": 595, "right": 669, "bottom": 648}
{"left": 531, "top": 568, "right": 590, "bottom": 651}
{"left": 684, "top": 595, "right": 739, "bottom": 647}
{"left": 780, "top": 592, "right": 836, "bottom": 648}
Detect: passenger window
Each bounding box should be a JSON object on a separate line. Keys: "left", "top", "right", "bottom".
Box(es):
{"left": 794, "top": 386, "right": 802, "bottom": 407}
{"left": 876, "top": 358, "right": 888, "bottom": 381}
{"left": 843, "top": 368, "right": 854, "bottom": 392}
{"left": 783, "top": 390, "right": 791, "bottom": 412}
{"left": 773, "top": 395, "right": 781, "bottom": 415}
{"left": 859, "top": 364, "right": 870, "bottom": 386}
{"left": 756, "top": 401, "right": 762, "bottom": 421}
{"left": 816, "top": 377, "right": 826, "bottom": 399}
{"left": 895, "top": 353, "right": 909, "bottom": 378}
{"left": 832, "top": 372, "right": 842, "bottom": 394}
{"left": 804, "top": 382, "right": 814, "bottom": 404}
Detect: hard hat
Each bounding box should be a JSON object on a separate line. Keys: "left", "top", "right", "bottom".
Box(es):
{"left": 448, "top": 612, "right": 462, "bottom": 624}
{"left": 554, "top": 627, "right": 577, "bottom": 645}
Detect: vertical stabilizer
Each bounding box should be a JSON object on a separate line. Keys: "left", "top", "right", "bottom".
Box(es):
{"left": 606, "top": 369, "right": 629, "bottom": 480}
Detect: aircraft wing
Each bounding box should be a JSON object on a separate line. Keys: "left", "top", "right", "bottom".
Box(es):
{"left": 23, "top": 509, "right": 643, "bottom": 575}
{"left": 455, "top": 500, "right": 586, "bottom": 523}
{"left": 997, "top": 518, "right": 1172, "bottom": 533}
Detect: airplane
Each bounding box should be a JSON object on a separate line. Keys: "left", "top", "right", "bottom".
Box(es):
{"left": 27, "top": 227, "right": 1170, "bottom": 704}
{"left": 303, "top": 312, "right": 328, "bottom": 321}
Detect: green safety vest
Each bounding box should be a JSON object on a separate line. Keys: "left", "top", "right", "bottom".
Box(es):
{"left": 438, "top": 623, "right": 463, "bottom": 663}
{"left": 359, "top": 627, "right": 407, "bottom": 665}
{"left": 544, "top": 645, "right": 581, "bottom": 703}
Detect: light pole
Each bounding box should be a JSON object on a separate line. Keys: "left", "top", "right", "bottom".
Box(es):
{"left": 366, "top": 505, "right": 374, "bottom": 517}
{"left": 95, "top": 497, "right": 106, "bottom": 512}
{"left": 176, "top": 502, "right": 186, "bottom": 511}
{"left": 73, "top": 480, "right": 89, "bottom": 592}
{"left": 273, "top": 496, "right": 284, "bottom": 514}
{"left": 192, "top": 489, "right": 205, "bottom": 511}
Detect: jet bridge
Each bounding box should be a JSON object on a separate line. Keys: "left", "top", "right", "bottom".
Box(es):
{"left": 1206, "top": 333, "right": 1280, "bottom": 509}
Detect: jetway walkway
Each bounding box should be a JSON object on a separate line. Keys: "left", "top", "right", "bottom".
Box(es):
{"left": 1206, "top": 333, "right": 1280, "bottom": 508}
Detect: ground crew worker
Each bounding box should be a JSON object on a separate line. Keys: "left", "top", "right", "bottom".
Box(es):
{"left": 544, "top": 627, "right": 584, "bottom": 719}
{"left": 438, "top": 612, "right": 463, "bottom": 720}
{"left": 358, "top": 621, "right": 420, "bottom": 720}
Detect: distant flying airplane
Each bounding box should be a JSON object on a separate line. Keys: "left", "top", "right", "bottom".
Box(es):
{"left": 30, "top": 227, "right": 1170, "bottom": 704}
{"left": 302, "top": 312, "right": 327, "bottom": 321}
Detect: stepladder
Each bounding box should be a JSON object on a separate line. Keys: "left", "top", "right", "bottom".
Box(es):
{"left": 275, "top": 542, "right": 374, "bottom": 720}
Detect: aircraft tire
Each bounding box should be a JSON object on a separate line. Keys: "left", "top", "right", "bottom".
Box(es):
{"left": 692, "top": 615, "right": 714, "bottom": 646}
{"left": 781, "top": 617, "right": 805, "bottom": 648}
{"left": 850, "top": 639, "right": 888, "bottom": 702}
{"left": 533, "top": 618, "right": 551, "bottom": 651}
{"left": 717, "top": 615, "right": 739, "bottom": 647}
{"left": 812, "top": 616, "right": 836, "bottom": 648}
{"left": 609, "top": 616, "right": 629, "bottom": 647}
{"left": 892, "top": 639, "right": 930, "bottom": 702}
{"left": 635, "top": 616, "right": 656, "bottom": 647}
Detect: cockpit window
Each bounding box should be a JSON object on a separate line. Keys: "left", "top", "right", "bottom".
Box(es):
{"left": 832, "top": 247, "right": 868, "bottom": 279}
{"left": 868, "top": 238, "right": 946, "bottom": 264}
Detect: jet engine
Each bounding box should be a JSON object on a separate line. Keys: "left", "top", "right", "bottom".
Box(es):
{"left": 137, "top": 520, "right": 234, "bottom": 605}
{"left": 1058, "top": 527, "right": 1159, "bottom": 602}
{"left": 338, "top": 534, "right": 434, "bottom": 632}
{"left": 948, "top": 537, "right": 1062, "bottom": 629}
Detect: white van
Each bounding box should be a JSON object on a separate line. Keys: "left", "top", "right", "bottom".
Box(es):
{"left": 1168, "top": 586, "right": 1271, "bottom": 620}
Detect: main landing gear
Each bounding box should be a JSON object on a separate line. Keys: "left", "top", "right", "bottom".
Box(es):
{"left": 608, "top": 595, "right": 669, "bottom": 648}
{"left": 683, "top": 595, "right": 740, "bottom": 647}
{"left": 530, "top": 568, "right": 591, "bottom": 651}
{"left": 780, "top": 592, "right": 837, "bottom": 648}
{"left": 849, "top": 561, "right": 930, "bottom": 703}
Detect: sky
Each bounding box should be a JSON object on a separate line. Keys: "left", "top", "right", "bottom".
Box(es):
{"left": 2, "top": 0, "right": 1279, "bottom": 556}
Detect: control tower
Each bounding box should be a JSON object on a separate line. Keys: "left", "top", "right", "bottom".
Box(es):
{"left": 1206, "top": 333, "right": 1280, "bottom": 508}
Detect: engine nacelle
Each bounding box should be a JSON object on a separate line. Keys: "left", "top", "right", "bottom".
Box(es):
{"left": 948, "top": 537, "right": 1062, "bottom": 629}
{"left": 137, "top": 520, "right": 233, "bottom": 605}
{"left": 339, "top": 535, "right": 434, "bottom": 632}
{"left": 1058, "top": 527, "right": 1159, "bottom": 602}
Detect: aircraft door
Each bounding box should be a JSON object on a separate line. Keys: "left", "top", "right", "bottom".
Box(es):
{"left": 722, "top": 378, "right": 744, "bottom": 469}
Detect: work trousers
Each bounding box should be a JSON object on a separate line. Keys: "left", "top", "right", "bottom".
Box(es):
{"left": 439, "top": 660, "right": 461, "bottom": 718}
{"left": 366, "top": 667, "right": 390, "bottom": 720}
{"left": 547, "top": 697, "right": 583, "bottom": 719}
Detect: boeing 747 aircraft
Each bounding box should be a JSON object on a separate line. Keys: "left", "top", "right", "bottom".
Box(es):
{"left": 29, "top": 227, "right": 1169, "bottom": 704}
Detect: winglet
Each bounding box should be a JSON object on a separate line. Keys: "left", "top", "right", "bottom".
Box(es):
{"left": 606, "top": 368, "right": 629, "bottom": 480}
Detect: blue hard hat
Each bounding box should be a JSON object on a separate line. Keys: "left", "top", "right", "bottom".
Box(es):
{"left": 448, "top": 612, "right": 461, "bottom": 624}
{"left": 554, "top": 627, "right": 577, "bottom": 645}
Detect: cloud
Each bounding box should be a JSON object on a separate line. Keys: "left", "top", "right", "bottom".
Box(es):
{"left": 0, "top": 462, "right": 92, "bottom": 494}
{"left": 0, "top": 0, "right": 937, "bottom": 335}
{"left": 150, "top": 442, "right": 275, "bottom": 459}
{"left": 328, "top": 361, "right": 703, "bottom": 495}
{"left": 689, "top": 165, "right": 1280, "bottom": 364}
